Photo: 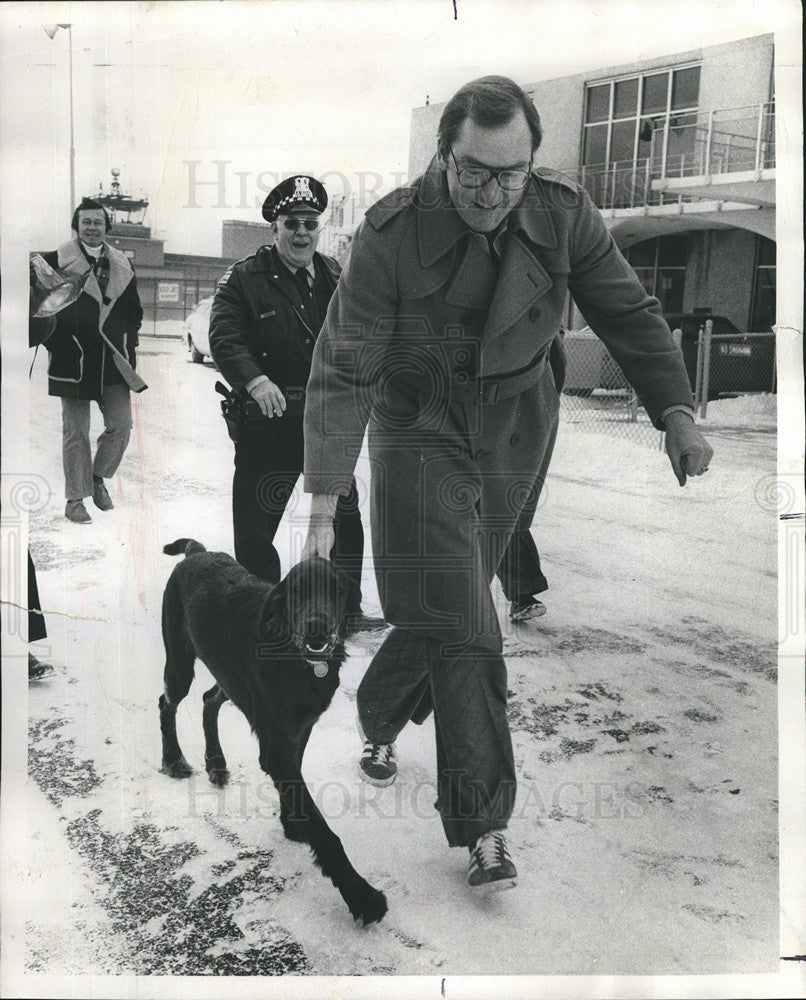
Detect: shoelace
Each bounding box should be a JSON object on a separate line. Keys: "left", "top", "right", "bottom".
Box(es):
{"left": 472, "top": 832, "right": 509, "bottom": 869}
{"left": 364, "top": 741, "right": 394, "bottom": 767}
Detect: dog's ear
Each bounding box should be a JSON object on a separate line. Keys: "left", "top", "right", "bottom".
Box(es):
{"left": 258, "top": 578, "right": 288, "bottom": 639}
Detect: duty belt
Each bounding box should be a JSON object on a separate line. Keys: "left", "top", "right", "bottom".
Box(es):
{"left": 448, "top": 346, "right": 549, "bottom": 405}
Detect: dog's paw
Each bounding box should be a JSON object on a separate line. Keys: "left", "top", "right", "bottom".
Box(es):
{"left": 348, "top": 883, "right": 388, "bottom": 926}
{"left": 205, "top": 755, "right": 230, "bottom": 787}
{"left": 161, "top": 756, "right": 193, "bottom": 779}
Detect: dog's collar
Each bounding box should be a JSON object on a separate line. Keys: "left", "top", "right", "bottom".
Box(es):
{"left": 305, "top": 659, "right": 329, "bottom": 678}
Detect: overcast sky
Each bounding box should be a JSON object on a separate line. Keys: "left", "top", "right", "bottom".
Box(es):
{"left": 0, "top": 0, "right": 797, "bottom": 256}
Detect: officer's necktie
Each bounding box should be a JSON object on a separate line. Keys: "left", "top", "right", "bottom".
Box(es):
{"left": 294, "top": 267, "right": 312, "bottom": 298}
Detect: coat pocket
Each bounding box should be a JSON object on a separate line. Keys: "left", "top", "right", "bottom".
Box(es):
{"left": 47, "top": 334, "right": 84, "bottom": 384}
{"left": 254, "top": 309, "right": 291, "bottom": 373}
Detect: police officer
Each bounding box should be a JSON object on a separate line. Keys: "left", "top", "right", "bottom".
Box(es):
{"left": 209, "top": 175, "right": 377, "bottom": 631}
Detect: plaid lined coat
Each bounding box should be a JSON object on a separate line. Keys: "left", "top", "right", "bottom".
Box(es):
{"left": 31, "top": 238, "right": 143, "bottom": 402}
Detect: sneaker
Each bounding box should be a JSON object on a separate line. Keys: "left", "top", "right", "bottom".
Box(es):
{"left": 343, "top": 612, "right": 387, "bottom": 637}
{"left": 468, "top": 831, "right": 518, "bottom": 892}
{"left": 509, "top": 595, "right": 547, "bottom": 622}
{"left": 65, "top": 499, "right": 92, "bottom": 523}
{"left": 28, "top": 653, "right": 54, "bottom": 680}
{"left": 359, "top": 740, "right": 397, "bottom": 786}
{"left": 92, "top": 477, "right": 114, "bottom": 511}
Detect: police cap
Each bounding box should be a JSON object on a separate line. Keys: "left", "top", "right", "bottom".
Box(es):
{"left": 262, "top": 175, "right": 328, "bottom": 222}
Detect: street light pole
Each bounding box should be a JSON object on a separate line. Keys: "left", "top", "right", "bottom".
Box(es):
{"left": 66, "top": 24, "right": 75, "bottom": 213}
{"left": 43, "top": 22, "right": 75, "bottom": 212}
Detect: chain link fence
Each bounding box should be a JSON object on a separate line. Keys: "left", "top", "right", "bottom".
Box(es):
{"left": 559, "top": 325, "right": 777, "bottom": 445}
{"left": 693, "top": 329, "right": 776, "bottom": 418}
{"left": 560, "top": 330, "right": 662, "bottom": 447}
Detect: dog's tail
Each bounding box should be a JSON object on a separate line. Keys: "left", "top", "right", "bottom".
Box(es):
{"left": 163, "top": 538, "right": 206, "bottom": 558}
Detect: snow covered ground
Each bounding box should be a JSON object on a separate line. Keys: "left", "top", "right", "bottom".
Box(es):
{"left": 20, "top": 335, "right": 781, "bottom": 984}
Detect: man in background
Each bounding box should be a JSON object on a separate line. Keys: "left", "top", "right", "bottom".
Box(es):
{"left": 31, "top": 197, "right": 143, "bottom": 524}
{"left": 210, "top": 176, "right": 379, "bottom": 633}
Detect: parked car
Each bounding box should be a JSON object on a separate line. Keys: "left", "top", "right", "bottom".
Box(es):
{"left": 185, "top": 296, "right": 213, "bottom": 363}
{"left": 563, "top": 327, "right": 629, "bottom": 396}
{"left": 664, "top": 312, "right": 775, "bottom": 399}
{"left": 564, "top": 314, "right": 775, "bottom": 401}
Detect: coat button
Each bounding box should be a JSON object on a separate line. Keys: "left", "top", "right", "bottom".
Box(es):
{"left": 262, "top": 351, "right": 268, "bottom": 357}
{"left": 529, "top": 306, "right": 541, "bottom": 322}
{"left": 305, "top": 339, "right": 311, "bottom": 344}
{"left": 510, "top": 433, "right": 520, "bottom": 446}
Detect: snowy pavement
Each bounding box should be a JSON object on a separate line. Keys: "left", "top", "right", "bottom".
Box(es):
{"left": 22, "top": 337, "right": 780, "bottom": 980}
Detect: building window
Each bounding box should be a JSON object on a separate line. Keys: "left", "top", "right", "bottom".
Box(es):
{"left": 582, "top": 65, "right": 701, "bottom": 208}
{"left": 750, "top": 236, "right": 776, "bottom": 331}
{"left": 625, "top": 234, "right": 688, "bottom": 313}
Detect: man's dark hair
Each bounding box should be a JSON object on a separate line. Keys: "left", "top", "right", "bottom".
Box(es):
{"left": 71, "top": 197, "right": 111, "bottom": 233}
{"left": 437, "top": 76, "right": 542, "bottom": 158}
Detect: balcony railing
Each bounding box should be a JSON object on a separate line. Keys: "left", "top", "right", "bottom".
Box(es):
{"left": 575, "top": 102, "right": 774, "bottom": 211}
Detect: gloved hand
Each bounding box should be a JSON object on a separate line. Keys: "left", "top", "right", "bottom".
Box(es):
{"left": 665, "top": 410, "right": 714, "bottom": 486}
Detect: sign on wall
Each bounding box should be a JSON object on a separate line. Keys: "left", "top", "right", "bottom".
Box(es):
{"left": 157, "top": 281, "right": 180, "bottom": 303}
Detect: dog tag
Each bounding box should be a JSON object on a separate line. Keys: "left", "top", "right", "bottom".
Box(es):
{"left": 312, "top": 662, "right": 329, "bottom": 678}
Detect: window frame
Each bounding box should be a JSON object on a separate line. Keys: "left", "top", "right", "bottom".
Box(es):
{"left": 581, "top": 63, "right": 702, "bottom": 181}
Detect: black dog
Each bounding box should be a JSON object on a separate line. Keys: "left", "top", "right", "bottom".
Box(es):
{"left": 158, "top": 539, "right": 387, "bottom": 925}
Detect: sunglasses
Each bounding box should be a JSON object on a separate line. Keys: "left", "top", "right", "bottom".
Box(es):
{"left": 280, "top": 217, "right": 321, "bottom": 232}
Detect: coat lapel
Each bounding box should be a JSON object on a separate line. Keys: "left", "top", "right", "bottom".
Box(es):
{"left": 416, "top": 157, "right": 468, "bottom": 269}
{"left": 413, "top": 162, "right": 562, "bottom": 333}
{"left": 444, "top": 233, "right": 497, "bottom": 309}
{"left": 263, "top": 247, "right": 316, "bottom": 338}
{"left": 56, "top": 239, "right": 133, "bottom": 332}
{"left": 483, "top": 175, "right": 559, "bottom": 343}
{"left": 483, "top": 237, "right": 551, "bottom": 341}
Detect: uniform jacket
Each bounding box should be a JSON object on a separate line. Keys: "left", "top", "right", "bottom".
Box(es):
{"left": 304, "top": 157, "right": 694, "bottom": 495}
{"left": 209, "top": 245, "right": 341, "bottom": 396}
{"left": 32, "top": 239, "right": 142, "bottom": 402}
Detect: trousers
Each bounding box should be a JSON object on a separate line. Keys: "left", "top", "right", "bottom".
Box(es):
{"left": 232, "top": 416, "right": 365, "bottom": 605}
{"left": 495, "top": 418, "right": 558, "bottom": 601}
{"left": 358, "top": 629, "right": 516, "bottom": 847}
{"left": 60, "top": 383, "right": 132, "bottom": 500}
{"left": 28, "top": 551, "right": 47, "bottom": 642}
{"left": 359, "top": 368, "right": 560, "bottom": 846}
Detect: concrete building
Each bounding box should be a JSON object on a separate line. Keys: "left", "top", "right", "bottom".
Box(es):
{"left": 223, "top": 206, "right": 358, "bottom": 263}
{"left": 103, "top": 222, "right": 234, "bottom": 335}
{"left": 409, "top": 33, "right": 776, "bottom": 335}
{"left": 222, "top": 219, "right": 275, "bottom": 259}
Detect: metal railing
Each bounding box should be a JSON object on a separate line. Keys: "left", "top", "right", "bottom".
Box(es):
{"left": 575, "top": 102, "right": 775, "bottom": 211}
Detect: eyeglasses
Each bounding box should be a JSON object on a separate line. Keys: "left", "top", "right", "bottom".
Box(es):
{"left": 449, "top": 147, "right": 532, "bottom": 191}
{"left": 280, "top": 217, "right": 321, "bottom": 232}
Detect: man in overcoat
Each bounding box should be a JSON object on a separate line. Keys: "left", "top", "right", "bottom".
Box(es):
{"left": 209, "top": 176, "right": 374, "bottom": 628}
{"left": 31, "top": 198, "right": 144, "bottom": 524}
{"left": 302, "top": 77, "right": 712, "bottom": 890}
